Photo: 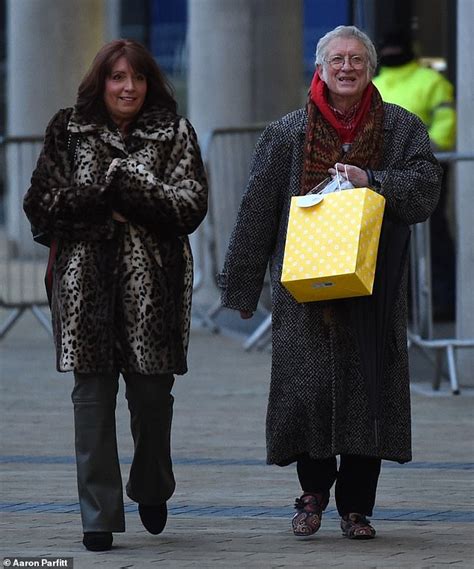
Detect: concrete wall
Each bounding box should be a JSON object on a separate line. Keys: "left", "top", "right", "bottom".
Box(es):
{"left": 5, "top": 0, "right": 116, "bottom": 250}
{"left": 187, "top": 0, "right": 303, "bottom": 137}
{"left": 455, "top": 0, "right": 474, "bottom": 384}
{"left": 6, "top": 0, "right": 110, "bottom": 136}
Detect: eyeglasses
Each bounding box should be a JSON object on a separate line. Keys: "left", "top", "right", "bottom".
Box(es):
{"left": 325, "top": 55, "right": 366, "bottom": 70}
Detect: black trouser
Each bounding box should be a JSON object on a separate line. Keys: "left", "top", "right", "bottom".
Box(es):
{"left": 72, "top": 371, "right": 175, "bottom": 532}
{"left": 296, "top": 454, "right": 381, "bottom": 517}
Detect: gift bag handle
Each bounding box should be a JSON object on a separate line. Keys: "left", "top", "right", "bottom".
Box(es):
{"left": 335, "top": 163, "right": 350, "bottom": 192}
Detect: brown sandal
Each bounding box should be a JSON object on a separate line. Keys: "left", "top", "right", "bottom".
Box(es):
{"left": 341, "top": 513, "right": 376, "bottom": 539}
{"left": 292, "top": 493, "right": 325, "bottom": 537}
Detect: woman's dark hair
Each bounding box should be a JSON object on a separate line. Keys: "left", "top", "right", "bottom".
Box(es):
{"left": 76, "top": 39, "right": 177, "bottom": 119}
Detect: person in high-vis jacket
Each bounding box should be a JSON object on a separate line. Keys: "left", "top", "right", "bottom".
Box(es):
{"left": 373, "top": 31, "right": 456, "bottom": 152}
{"left": 374, "top": 31, "right": 456, "bottom": 320}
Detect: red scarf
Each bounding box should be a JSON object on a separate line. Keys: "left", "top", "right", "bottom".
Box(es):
{"left": 301, "top": 71, "right": 384, "bottom": 194}
{"left": 310, "top": 72, "right": 374, "bottom": 143}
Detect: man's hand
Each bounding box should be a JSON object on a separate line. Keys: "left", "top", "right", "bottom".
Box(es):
{"left": 239, "top": 310, "right": 254, "bottom": 319}
{"left": 328, "top": 163, "right": 369, "bottom": 188}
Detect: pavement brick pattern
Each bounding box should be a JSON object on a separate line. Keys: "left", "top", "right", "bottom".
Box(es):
{"left": 0, "top": 306, "right": 473, "bottom": 568}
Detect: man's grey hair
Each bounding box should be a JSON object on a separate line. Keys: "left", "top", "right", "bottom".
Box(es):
{"left": 315, "top": 25, "right": 377, "bottom": 76}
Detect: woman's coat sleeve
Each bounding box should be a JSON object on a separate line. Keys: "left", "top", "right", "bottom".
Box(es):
{"left": 107, "top": 118, "right": 208, "bottom": 235}
{"left": 23, "top": 109, "right": 114, "bottom": 240}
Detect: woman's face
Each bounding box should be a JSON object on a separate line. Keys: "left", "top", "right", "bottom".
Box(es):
{"left": 104, "top": 56, "right": 147, "bottom": 127}
{"left": 317, "top": 37, "right": 371, "bottom": 108}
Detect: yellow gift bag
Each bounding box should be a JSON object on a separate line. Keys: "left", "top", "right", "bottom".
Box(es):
{"left": 281, "top": 188, "right": 385, "bottom": 302}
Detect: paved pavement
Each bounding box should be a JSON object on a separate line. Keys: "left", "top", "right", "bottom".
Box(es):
{"left": 0, "top": 297, "right": 473, "bottom": 568}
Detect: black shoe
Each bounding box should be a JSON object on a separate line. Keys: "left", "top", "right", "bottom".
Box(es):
{"left": 82, "top": 531, "right": 113, "bottom": 551}
{"left": 138, "top": 503, "right": 167, "bottom": 535}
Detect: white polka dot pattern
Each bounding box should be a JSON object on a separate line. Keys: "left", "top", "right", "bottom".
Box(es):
{"left": 281, "top": 188, "right": 385, "bottom": 302}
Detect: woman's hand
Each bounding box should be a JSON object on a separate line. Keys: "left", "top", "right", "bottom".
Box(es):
{"left": 328, "top": 163, "right": 369, "bottom": 188}
{"left": 240, "top": 310, "right": 254, "bottom": 319}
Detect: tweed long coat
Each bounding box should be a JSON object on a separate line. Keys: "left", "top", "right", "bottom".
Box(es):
{"left": 220, "top": 104, "right": 441, "bottom": 465}
{"left": 24, "top": 107, "right": 208, "bottom": 376}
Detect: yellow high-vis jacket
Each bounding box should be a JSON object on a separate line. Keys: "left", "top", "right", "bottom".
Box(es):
{"left": 373, "top": 60, "right": 456, "bottom": 151}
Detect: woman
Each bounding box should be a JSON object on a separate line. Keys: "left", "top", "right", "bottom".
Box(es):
{"left": 219, "top": 26, "right": 441, "bottom": 539}
{"left": 23, "top": 40, "right": 208, "bottom": 551}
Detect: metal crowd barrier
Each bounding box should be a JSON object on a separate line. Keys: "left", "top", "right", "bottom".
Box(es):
{"left": 200, "top": 124, "right": 271, "bottom": 347}
{"left": 0, "top": 135, "right": 52, "bottom": 338}
{"left": 409, "top": 151, "right": 474, "bottom": 394}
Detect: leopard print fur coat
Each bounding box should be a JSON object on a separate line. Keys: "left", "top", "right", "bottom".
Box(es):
{"left": 24, "top": 106, "right": 208, "bottom": 375}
